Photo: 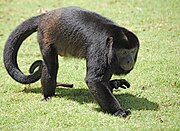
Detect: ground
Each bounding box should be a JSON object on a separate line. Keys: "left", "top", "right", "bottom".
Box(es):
{"left": 0, "top": 0, "right": 179, "bottom": 130}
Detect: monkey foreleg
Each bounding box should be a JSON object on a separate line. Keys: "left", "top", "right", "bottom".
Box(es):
{"left": 86, "top": 81, "right": 130, "bottom": 117}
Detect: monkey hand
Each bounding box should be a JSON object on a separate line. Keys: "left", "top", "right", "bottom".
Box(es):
{"left": 109, "top": 79, "right": 130, "bottom": 90}
{"left": 114, "top": 109, "right": 131, "bottom": 117}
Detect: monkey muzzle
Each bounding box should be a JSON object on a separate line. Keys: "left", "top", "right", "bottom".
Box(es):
{"left": 120, "top": 56, "right": 134, "bottom": 71}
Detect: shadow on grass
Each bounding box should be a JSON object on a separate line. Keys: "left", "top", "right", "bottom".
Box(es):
{"left": 23, "top": 87, "right": 159, "bottom": 111}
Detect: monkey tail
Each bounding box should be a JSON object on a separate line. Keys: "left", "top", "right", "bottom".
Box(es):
{"left": 3, "top": 15, "right": 44, "bottom": 84}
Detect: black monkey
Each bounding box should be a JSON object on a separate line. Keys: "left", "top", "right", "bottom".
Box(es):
{"left": 4, "top": 7, "right": 139, "bottom": 117}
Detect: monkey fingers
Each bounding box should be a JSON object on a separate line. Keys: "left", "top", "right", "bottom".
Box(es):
{"left": 114, "top": 108, "right": 131, "bottom": 117}
{"left": 56, "top": 82, "right": 73, "bottom": 88}
{"left": 109, "top": 79, "right": 130, "bottom": 89}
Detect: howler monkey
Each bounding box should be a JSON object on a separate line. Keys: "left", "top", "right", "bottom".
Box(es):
{"left": 4, "top": 7, "right": 139, "bottom": 117}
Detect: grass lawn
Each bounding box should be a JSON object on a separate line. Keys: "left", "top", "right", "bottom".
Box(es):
{"left": 0, "top": 0, "right": 179, "bottom": 130}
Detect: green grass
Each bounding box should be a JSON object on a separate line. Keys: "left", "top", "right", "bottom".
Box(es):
{"left": 0, "top": 0, "right": 179, "bottom": 130}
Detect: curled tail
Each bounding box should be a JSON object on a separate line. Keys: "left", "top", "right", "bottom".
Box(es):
{"left": 4, "top": 15, "right": 44, "bottom": 84}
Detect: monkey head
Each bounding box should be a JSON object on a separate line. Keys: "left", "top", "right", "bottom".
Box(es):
{"left": 107, "top": 30, "right": 139, "bottom": 75}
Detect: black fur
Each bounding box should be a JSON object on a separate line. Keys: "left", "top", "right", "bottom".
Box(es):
{"left": 4, "top": 15, "right": 43, "bottom": 84}
{"left": 4, "top": 7, "right": 139, "bottom": 117}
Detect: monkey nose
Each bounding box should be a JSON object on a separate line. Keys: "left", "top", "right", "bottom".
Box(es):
{"left": 121, "top": 62, "right": 133, "bottom": 71}
{"left": 127, "top": 61, "right": 133, "bottom": 68}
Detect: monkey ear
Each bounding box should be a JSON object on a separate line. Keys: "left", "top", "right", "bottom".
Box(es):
{"left": 106, "top": 37, "right": 113, "bottom": 48}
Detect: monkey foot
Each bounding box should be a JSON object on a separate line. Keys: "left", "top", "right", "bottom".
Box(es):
{"left": 41, "top": 96, "right": 53, "bottom": 101}
{"left": 56, "top": 82, "right": 73, "bottom": 88}
{"left": 114, "top": 109, "right": 131, "bottom": 117}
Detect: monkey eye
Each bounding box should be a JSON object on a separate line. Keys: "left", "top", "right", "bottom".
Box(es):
{"left": 130, "top": 48, "right": 137, "bottom": 54}
{"left": 117, "top": 50, "right": 128, "bottom": 56}
{"left": 122, "top": 50, "right": 128, "bottom": 55}
{"left": 130, "top": 50, "right": 135, "bottom": 54}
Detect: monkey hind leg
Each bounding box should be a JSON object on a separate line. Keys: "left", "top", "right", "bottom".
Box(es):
{"left": 40, "top": 43, "right": 58, "bottom": 100}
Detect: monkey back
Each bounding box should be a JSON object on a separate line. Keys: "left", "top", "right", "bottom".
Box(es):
{"left": 38, "top": 6, "right": 117, "bottom": 58}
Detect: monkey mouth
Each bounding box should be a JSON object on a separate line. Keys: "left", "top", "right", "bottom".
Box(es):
{"left": 122, "top": 69, "right": 132, "bottom": 74}
{"left": 123, "top": 67, "right": 134, "bottom": 73}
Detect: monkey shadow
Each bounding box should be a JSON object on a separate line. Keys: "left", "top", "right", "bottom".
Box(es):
{"left": 23, "top": 87, "right": 159, "bottom": 111}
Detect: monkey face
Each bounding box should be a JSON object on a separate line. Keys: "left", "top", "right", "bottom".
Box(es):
{"left": 110, "top": 47, "right": 138, "bottom": 75}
